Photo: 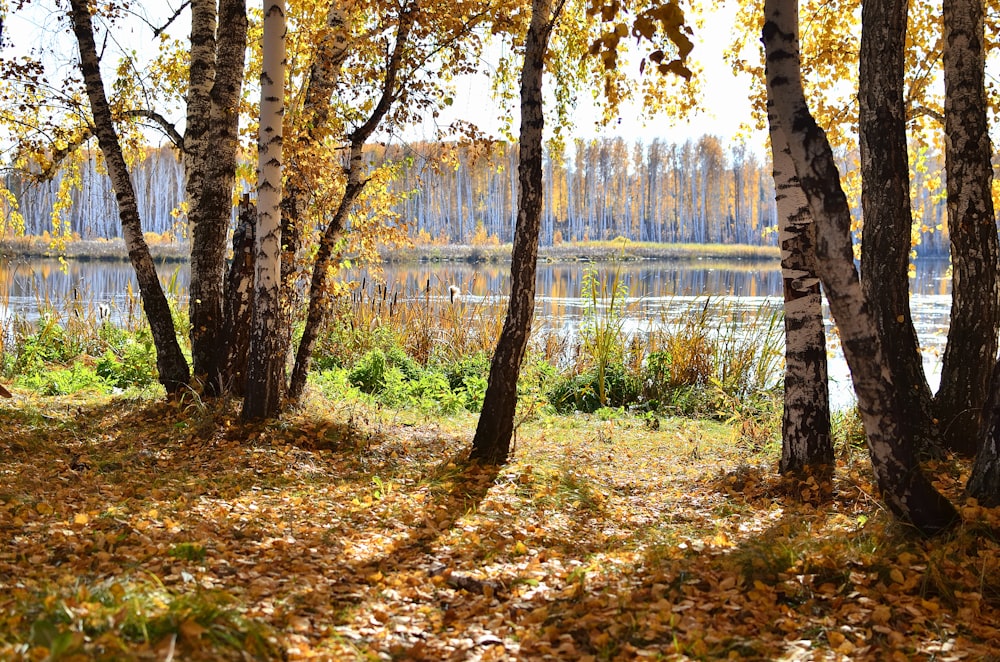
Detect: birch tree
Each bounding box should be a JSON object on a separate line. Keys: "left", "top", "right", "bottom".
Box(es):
{"left": 67, "top": 0, "right": 190, "bottom": 393}
{"left": 936, "top": 0, "right": 999, "bottom": 455}
{"left": 762, "top": 0, "right": 957, "bottom": 534}
{"left": 857, "top": 0, "right": 936, "bottom": 448}
{"left": 471, "top": 0, "right": 562, "bottom": 464}
{"left": 286, "top": 3, "right": 417, "bottom": 403}
{"left": 185, "top": 0, "right": 248, "bottom": 395}
{"left": 765, "top": 92, "right": 832, "bottom": 474}
{"left": 243, "top": 0, "right": 286, "bottom": 421}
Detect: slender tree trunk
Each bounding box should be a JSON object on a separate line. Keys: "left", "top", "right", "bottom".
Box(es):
{"left": 968, "top": 359, "right": 1000, "bottom": 504}
{"left": 286, "top": 5, "right": 416, "bottom": 403}
{"left": 187, "top": 0, "right": 248, "bottom": 395}
{"left": 278, "top": 2, "right": 351, "bottom": 376}
{"left": 222, "top": 195, "right": 256, "bottom": 395}
{"left": 243, "top": 0, "right": 286, "bottom": 421}
{"left": 470, "top": 0, "right": 559, "bottom": 465}
{"left": 858, "top": 0, "right": 936, "bottom": 448}
{"left": 68, "top": 0, "right": 190, "bottom": 393}
{"left": 937, "top": 0, "right": 999, "bottom": 455}
{"left": 762, "top": 0, "right": 957, "bottom": 535}
{"left": 765, "top": 93, "right": 832, "bottom": 474}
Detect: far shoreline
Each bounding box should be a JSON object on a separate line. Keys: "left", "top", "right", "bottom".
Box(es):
{"left": 1, "top": 236, "right": 781, "bottom": 265}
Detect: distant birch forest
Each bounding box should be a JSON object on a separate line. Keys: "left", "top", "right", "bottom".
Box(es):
{"left": 2, "top": 135, "right": 952, "bottom": 255}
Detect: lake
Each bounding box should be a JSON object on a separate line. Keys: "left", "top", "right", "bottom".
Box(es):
{"left": 0, "top": 255, "right": 954, "bottom": 408}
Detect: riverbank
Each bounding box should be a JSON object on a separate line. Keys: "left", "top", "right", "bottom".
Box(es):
{"left": 382, "top": 240, "right": 780, "bottom": 263}
{"left": 0, "top": 236, "right": 189, "bottom": 262}
{"left": 1, "top": 236, "right": 780, "bottom": 264}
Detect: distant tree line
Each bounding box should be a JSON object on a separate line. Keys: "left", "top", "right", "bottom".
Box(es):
{"left": 3, "top": 136, "right": 954, "bottom": 254}
{"left": 379, "top": 136, "right": 783, "bottom": 247}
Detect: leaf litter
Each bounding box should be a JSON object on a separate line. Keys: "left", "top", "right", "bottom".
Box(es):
{"left": 0, "top": 391, "right": 999, "bottom": 660}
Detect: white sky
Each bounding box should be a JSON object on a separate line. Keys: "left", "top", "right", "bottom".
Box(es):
{"left": 2, "top": 2, "right": 765, "bottom": 152}
{"left": 410, "top": 3, "right": 766, "bottom": 151}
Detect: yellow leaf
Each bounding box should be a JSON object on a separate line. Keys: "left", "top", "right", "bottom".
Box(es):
{"left": 513, "top": 540, "right": 528, "bottom": 555}
{"left": 889, "top": 568, "right": 905, "bottom": 584}
{"left": 36, "top": 502, "right": 54, "bottom": 516}
{"left": 179, "top": 618, "right": 207, "bottom": 641}
{"left": 74, "top": 512, "right": 89, "bottom": 525}
{"left": 871, "top": 604, "right": 891, "bottom": 625}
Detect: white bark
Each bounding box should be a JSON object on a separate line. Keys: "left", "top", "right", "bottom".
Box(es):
{"left": 243, "top": 0, "right": 286, "bottom": 420}
{"left": 766, "top": 90, "right": 832, "bottom": 473}
{"left": 762, "top": 0, "right": 956, "bottom": 534}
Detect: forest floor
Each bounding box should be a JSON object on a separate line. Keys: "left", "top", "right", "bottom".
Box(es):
{"left": 1, "top": 390, "right": 999, "bottom": 661}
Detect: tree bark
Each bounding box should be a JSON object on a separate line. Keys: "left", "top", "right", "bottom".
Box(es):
{"left": 287, "top": 4, "right": 416, "bottom": 404}
{"left": 278, "top": 1, "right": 351, "bottom": 383}
{"left": 765, "top": 93, "right": 832, "bottom": 474}
{"left": 221, "top": 195, "right": 256, "bottom": 395}
{"left": 968, "top": 359, "right": 1000, "bottom": 505}
{"left": 186, "top": 0, "right": 248, "bottom": 395}
{"left": 762, "top": 0, "right": 957, "bottom": 535}
{"left": 243, "top": 0, "right": 286, "bottom": 421}
{"left": 858, "top": 0, "right": 936, "bottom": 447}
{"left": 68, "top": 0, "right": 190, "bottom": 393}
{"left": 936, "top": 0, "right": 999, "bottom": 455}
{"left": 470, "top": 0, "right": 558, "bottom": 465}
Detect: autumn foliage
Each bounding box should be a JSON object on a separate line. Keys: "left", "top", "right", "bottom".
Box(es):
{"left": 1, "top": 392, "right": 999, "bottom": 659}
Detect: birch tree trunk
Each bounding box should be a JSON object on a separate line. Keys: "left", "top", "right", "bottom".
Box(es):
{"left": 222, "top": 195, "right": 256, "bottom": 396}
{"left": 968, "top": 359, "right": 1000, "bottom": 504}
{"left": 68, "top": 0, "right": 190, "bottom": 393}
{"left": 858, "top": 0, "right": 936, "bottom": 447}
{"left": 765, "top": 94, "right": 832, "bottom": 474}
{"left": 937, "top": 0, "right": 999, "bottom": 455}
{"left": 186, "top": 0, "right": 248, "bottom": 395}
{"left": 278, "top": 2, "right": 351, "bottom": 375}
{"left": 762, "top": 0, "right": 957, "bottom": 535}
{"left": 243, "top": 0, "right": 286, "bottom": 421}
{"left": 470, "top": 0, "right": 558, "bottom": 464}
{"left": 287, "top": 5, "right": 416, "bottom": 403}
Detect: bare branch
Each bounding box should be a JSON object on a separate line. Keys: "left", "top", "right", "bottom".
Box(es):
{"left": 125, "top": 109, "right": 185, "bottom": 150}
{"left": 152, "top": 1, "right": 193, "bottom": 38}
{"left": 909, "top": 105, "right": 944, "bottom": 124}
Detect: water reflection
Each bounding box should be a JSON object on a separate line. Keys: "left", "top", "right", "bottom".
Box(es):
{"left": 1, "top": 255, "right": 955, "bottom": 410}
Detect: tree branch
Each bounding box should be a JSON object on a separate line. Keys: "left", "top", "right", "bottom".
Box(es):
{"left": 151, "top": 1, "right": 193, "bottom": 38}
{"left": 909, "top": 104, "right": 944, "bottom": 124}
{"left": 125, "top": 109, "right": 185, "bottom": 150}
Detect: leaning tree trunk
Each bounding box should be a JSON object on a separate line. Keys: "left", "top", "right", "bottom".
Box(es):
{"left": 762, "top": 0, "right": 957, "bottom": 535}
{"left": 936, "top": 0, "right": 999, "bottom": 455}
{"left": 186, "top": 0, "right": 248, "bottom": 395}
{"left": 243, "top": 0, "right": 286, "bottom": 421}
{"left": 470, "top": 0, "right": 556, "bottom": 465}
{"left": 765, "top": 93, "right": 832, "bottom": 474}
{"left": 68, "top": 0, "right": 190, "bottom": 393}
{"left": 858, "top": 0, "right": 936, "bottom": 449}
{"left": 278, "top": 2, "right": 351, "bottom": 379}
{"left": 287, "top": 5, "right": 416, "bottom": 403}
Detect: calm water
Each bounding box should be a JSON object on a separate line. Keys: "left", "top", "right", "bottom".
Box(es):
{"left": 1, "top": 255, "right": 954, "bottom": 408}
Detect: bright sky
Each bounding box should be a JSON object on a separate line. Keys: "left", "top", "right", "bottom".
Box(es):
{"left": 411, "top": 3, "right": 765, "bottom": 151}
{"left": 2, "top": 2, "right": 766, "bottom": 153}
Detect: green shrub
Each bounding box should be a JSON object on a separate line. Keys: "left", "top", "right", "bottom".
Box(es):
{"left": 95, "top": 330, "right": 157, "bottom": 389}
{"left": 549, "top": 365, "right": 641, "bottom": 414}
{"left": 348, "top": 349, "right": 390, "bottom": 393}
{"left": 16, "top": 362, "right": 106, "bottom": 395}
{"left": 13, "top": 317, "right": 81, "bottom": 374}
